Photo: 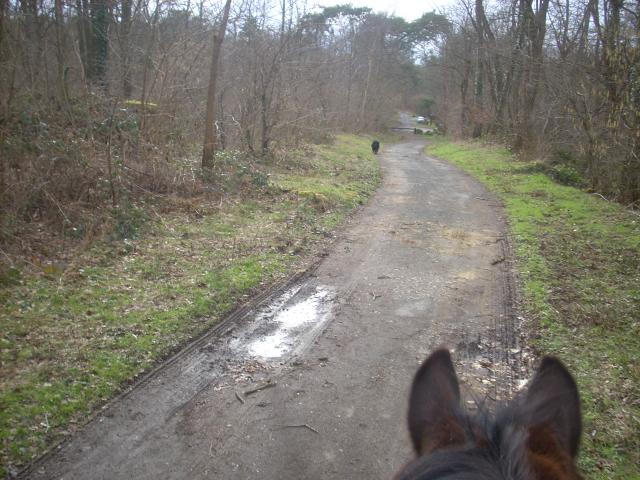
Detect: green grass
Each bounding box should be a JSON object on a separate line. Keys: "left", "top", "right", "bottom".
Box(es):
{"left": 0, "top": 134, "right": 381, "bottom": 476}
{"left": 428, "top": 139, "right": 640, "bottom": 479}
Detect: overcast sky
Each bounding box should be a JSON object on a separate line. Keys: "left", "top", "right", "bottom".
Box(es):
{"left": 334, "top": 0, "right": 455, "bottom": 21}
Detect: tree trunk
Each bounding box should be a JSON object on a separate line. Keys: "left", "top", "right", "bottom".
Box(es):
{"left": 360, "top": 53, "right": 374, "bottom": 128}
{"left": 472, "top": 0, "right": 486, "bottom": 138}
{"left": 260, "top": 92, "right": 269, "bottom": 158}
{"left": 54, "top": 0, "right": 68, "bottom": 102}
{"left": 473, "top": 44, "right": 484, "bottom": 138}
{"left": 0, "top": 0, "right": 7, "bottom": 54}
{"left": 76, "top": 0, "right": 90, "bottom": 80}
{"left": 139, "top": 4, "right": 160, "bottom": 133}
{"left": 521, "top": 0, "right": 549, "bottom": 149}
{"left": 88, "top": 0, "right": 108, "bottom": 86}
{"left": 218, "top": 89, "right": 226, "bottom": 150}
{"left": 202, "top": 0, "right": 232, "bottom": 169}
{"left": 345, "top": 54, "right": 354, "bottom": 126}
{"left": 20, "top": 0, "right": 40, "bottom": 89}
{"left": 121, "top": 0, "right": 132, "bottom": 98}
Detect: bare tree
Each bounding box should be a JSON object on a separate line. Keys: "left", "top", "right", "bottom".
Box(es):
{"left": 120, "top": 0, "right": 133, "bottom": 97}
{"left": 202, "top": 0, "right": 232, "bottom": 168}
{"left": 427, "top": 0, "right": 638, "bottom": 202}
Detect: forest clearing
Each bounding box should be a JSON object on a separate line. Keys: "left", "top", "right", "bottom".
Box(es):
{"left": 1, "top": 0, "right": 639, "bottom": 478}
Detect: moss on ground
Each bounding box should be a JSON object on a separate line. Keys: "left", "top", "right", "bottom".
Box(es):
{"left": 428, "top": 139, "right": 640, "bottom": 479}
{"left": 0, "top": 134, "right": 381, "bottom": 476}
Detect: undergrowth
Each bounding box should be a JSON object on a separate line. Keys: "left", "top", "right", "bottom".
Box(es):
{"left": 0, "top": 134, "right": 381, "bottom": 477}
{"left": 0, "top": 95, "right": 205, "bottom": 281}
{"left": 427, "top": 139, "right": 640, "bottom": 479}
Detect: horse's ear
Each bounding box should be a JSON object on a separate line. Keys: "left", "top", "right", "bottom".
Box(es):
{"left": 408, "top": 349, "right": 465, "bottom": 455}
{"left": 520, "top": 356, "right": 582, "bottom": 458}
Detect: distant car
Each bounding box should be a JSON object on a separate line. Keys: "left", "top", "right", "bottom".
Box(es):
{"left": 416, "top": 116, "right": 426, "bottom": 124}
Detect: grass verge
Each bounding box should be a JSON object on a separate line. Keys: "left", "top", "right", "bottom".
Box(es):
{"left": 0, "top": 134, "right": 381, "bottom": 477}
{"left": 427, "top": 139, "right": 640, "bottom": 479}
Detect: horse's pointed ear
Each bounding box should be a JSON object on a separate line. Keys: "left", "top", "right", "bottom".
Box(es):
{"left": 520, "top": 356, "right": 582, "bottom": 457}
{"left": 408, "top": 349, "right": 465, "bottom": 455}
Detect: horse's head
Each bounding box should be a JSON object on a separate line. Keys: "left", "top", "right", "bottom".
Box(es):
{"left": 395, "top": 349, "right": 583, "bottom": 480}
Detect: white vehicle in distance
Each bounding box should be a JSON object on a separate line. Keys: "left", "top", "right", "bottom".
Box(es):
{"left": 416, "top": 115, "right": 426, "bottom": 123}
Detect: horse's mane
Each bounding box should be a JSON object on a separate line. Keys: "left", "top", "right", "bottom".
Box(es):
{"left": 397, "top": 404, "right": 532, "bottom": 480}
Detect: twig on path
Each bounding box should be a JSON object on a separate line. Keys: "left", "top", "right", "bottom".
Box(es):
{"left": 235, "top": 391, "right": 245, "bottom": 404}
{"left": 40, "top": 413, "right": 50, "bottom": 432}
{"left": 244, "top": 379, "right": 276, "bottom": 396}
{"left": 276, "top": 424, "right": 319, "bottom": 434}
{"left": 591, "top": 192, "right": 609, "bottom": 202}
{"left": 491, "top": 256, "right": 505, "bottom": 265}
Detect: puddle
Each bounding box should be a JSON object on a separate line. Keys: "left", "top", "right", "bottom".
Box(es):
{"left": 230, "top": 284, "right": 335, "bottom": 360}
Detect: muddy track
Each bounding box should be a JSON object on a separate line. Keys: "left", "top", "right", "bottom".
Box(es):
{"left": 22, "top": 124, "right": 525, "bottom": 480}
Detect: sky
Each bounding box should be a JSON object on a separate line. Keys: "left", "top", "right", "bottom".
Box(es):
{"left": 344, "top": 0, "right": 455, "bottom": 21}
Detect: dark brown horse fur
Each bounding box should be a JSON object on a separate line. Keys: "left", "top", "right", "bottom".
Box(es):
{"left": 395, "top": 349, "right": 583, "bottom": 480}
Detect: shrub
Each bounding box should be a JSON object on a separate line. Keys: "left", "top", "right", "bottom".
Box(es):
{"left": 549, "top": 164, "right": 585, "bottom": 188}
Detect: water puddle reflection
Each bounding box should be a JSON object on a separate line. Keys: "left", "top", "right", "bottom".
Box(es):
{"left": 230, "top": 284, "right": 335, "bottom": 360}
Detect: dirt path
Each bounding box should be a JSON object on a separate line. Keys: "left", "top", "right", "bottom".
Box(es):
{"left": 25, "top": 126, "right": 524, "bottom": 480}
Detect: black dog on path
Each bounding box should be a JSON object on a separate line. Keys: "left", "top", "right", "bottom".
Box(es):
{"left": 371, "top": 140, "right": 380, "bottom": 154}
